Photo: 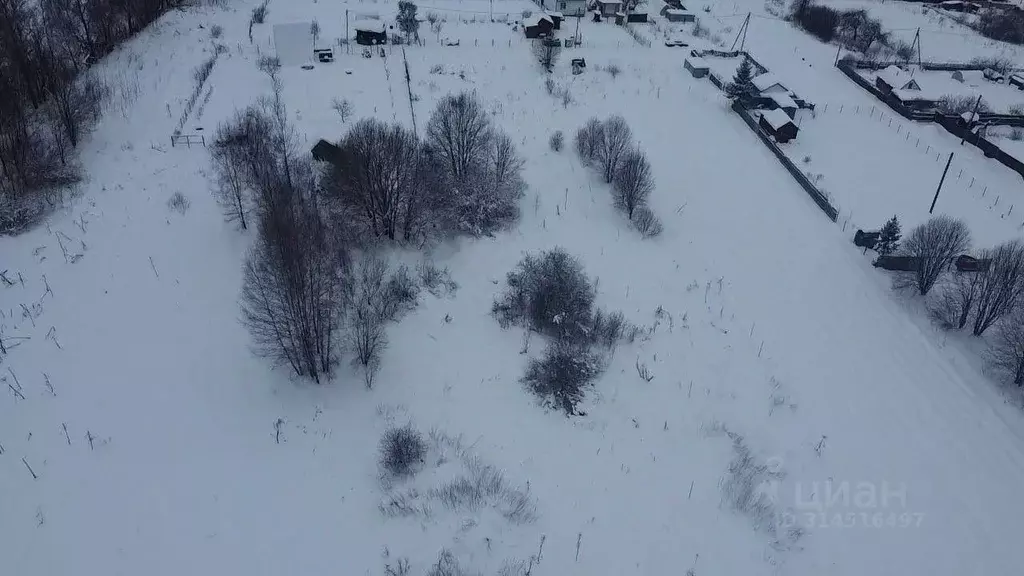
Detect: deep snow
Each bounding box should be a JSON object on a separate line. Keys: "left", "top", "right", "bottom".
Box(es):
{"left": 4, "top": 1, "right": 1024, "bottom": 576}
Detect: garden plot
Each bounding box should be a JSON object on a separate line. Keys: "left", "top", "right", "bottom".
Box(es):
{"left": 987, "top": 125, "right": 1024, "bottom": 163}
{"left": 859, "top": 67, "right": 1024, "bottom": 114}
{"left": 780, "top": 105, "right": 1024, "bottom": 246}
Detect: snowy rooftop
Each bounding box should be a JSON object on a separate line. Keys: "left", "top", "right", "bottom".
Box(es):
{"left": 877, "top": 65, "right": 917, "bottom": 90}
{"left": 523, "top": 14, "right": 553, "bottom": 27}
{"left": 352, "top": 20, "right": 386, "bottom": 33}
{"left": 769, "top": 92, "right": 797, "bottom": 109}
{"left": 752, "top": 72, "right": 786, "bottom": 92}
{"left": 760, "top": 108, "right": 795, "bottom": 130}
{"left": 665, "top": 8, "right": 689, "bottom": 14}
{"left": 546, "top": 11, "right": 564, "bottom": 17}
{"left": 595, "top": 0, "right": 620, "bottom": 4}
{"left": 685, "top": 56, "right": 708, "bottom": 68}
{"left": 893, "top": 88, "right": 935, "bottom": 102}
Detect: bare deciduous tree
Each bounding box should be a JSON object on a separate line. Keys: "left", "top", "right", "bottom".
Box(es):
{"left": 989, "top": 311, "right": 1024, "bottom": 386}
{"left": 932, "top": 270, "right": 983, "bottom": 330}
{"left": 426, "top": 91, "right": 492, "bottom": 183}
{"left": 574, "top": 118, "right": 604, "bottom": 165}
{"left": 595, "top": 115, "right": 632, "bottom": 183}
{"left": 533, "top": 39, "right": 560, "bottom": 73}
{"left": 327, "top": 118, "right": 422, "bottom": 242}
{"left": 972, "top": 240, "right": 1024, "bottom": 336}
{"left": 331, "top": 97, "right": 353, "bottom": 123}
{"left": 903, "top": 215, "right": 971, "bottom": 296}
{"left": 240, "top": 165, "right": 345, "bottom": 383}
{"left": 613, "top": 147, "right": 654, "bottom": 219}
{"left": 210, "top": 128, "right": 250, "bottom": 229}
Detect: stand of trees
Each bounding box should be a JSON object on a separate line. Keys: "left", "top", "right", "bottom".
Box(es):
{"left": 1, "top": 0, "right": 184, "bottom": 233}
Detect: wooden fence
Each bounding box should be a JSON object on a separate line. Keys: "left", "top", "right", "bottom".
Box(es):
{"left": 171, "top": 134, "right": 206, "bottom": 148}
{"left": 730, "top": 101, "right": 839, "bottom": 222}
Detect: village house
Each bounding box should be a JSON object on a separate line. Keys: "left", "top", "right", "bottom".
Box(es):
{"left": 759, "top": 108, "right": 798, "bottom": 143}
{"left": 353, "top": 20, "right": 387, "bottom": 45}
{"left": 311, "top": 139, "right": 342, "bottom": 164}
{"left": 661, "top": 6, "right": 695, "bottom": 22}
{"left": 523, "top": 13, "right": 555, "bottom": 38}
{"left": 768, "top": 92, "right": 798, "bottom": 118}
{"left": 752, "top": 72, "right": 789, "bottom": 95}
{"left": 595, "top": 0, "right": 623, "bottom": 17}
{"left": 875, "top": 65, "right": 921, "bottom": 94}
{"left": 542, "top": 0, "right": 587, "bottom": 16}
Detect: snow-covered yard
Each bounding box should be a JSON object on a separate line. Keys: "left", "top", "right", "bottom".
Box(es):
{"left": 858, "top": 67, "right": 1024, "bottom": 114}
{"left": 778, "top": 104, "right": 1024, "bottom": 246}
{"left": 5, "top": 2, "right": 1024, "bottom": 576}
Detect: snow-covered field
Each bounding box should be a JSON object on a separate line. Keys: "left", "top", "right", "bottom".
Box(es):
{"left": 5, "top": 1, "right": 1024, "bottom": 576}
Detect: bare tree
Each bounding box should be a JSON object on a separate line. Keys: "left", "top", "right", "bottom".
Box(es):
{"left": 240, "top": 164, "right": 345, "bottom": 383}
{"left": 532, "top": 39, "right": 560, "bottom": 73}
{"left": 426, "top": 91, "right": 492, "bottom": 183}
{"left": 932, "top": 270, "right": 983, "bottom": 330}
{"left": 613, "top": 148, "right": 654, "bottom": 219}
{"left": 989, "top": 310, "right": 1024, "bottom": 387}
{"left": 574, "top": 117, "right": 604, "bottom": 165}
{"left": 903, "top": 215, "right": 971, "bottom": 296}
{"left": 210, "top": 125, "right": 250, "bottom": 229}
{"left": 331, "top": 97, "right": 353, "bottom": 123}
{"left": 595, "top": 115, "right": 632, "bottom": 183}
{"left": 972, "top": 240, "right": 1024, "bottom": 336}
{"left": 327, "top": 118, "right": 422, "bottom": 242}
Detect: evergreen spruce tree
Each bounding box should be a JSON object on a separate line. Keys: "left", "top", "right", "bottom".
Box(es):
{"left": 877, "top": 215, "right": 902, "bottom": 256}
{"left": 725, "top": 58, "right": 757, "bottom": 102}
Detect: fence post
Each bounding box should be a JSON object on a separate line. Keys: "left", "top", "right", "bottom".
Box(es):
{"left": 170, "top": 136, "right": 175, "bottom": 148}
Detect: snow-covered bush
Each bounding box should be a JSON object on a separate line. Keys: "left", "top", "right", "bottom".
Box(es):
{"left": 379, "top": 425, "right": 426, "bottom": 477}
{"left": 632, "top": 206, "right": 664, "bottom": 238}
{"left": 613, "top": 148, "right": 654, "bottom": 219}
{"left": 251, "top": 1, "right": 269, "bottom": 24}
{"left": 549, "top": 130, "right": 564, "bottom": 151}
{"left": 522, "top": 342, "right": 603, "bottom": 415}
{"left": 492, "top": 248, "right": 598, "bottom": 342}
{"left": 210, "top": 24, "right": 223, "bottom": 38}
{"left": 937, "top": 94, "right": 991, "bottom": 115}
{"left": 575, "top": 117, "right": 605, "bottom": 165}
{"left": 417, "top": 261, "right": 459, "bottom": 296}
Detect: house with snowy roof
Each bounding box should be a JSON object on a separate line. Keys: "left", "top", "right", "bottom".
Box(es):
{"left": 523, "top": 13, "right": 555, "bottom": 38}
{"left": 752, "top": 73, "right": 788, "bottom": 95}
{"left": 759, "top": 108, "right": 798, "bottom": 143}
{"left": 875, "top": 65, "right": 921, "bottom": 94}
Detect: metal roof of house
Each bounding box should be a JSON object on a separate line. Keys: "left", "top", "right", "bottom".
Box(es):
{"left": 752, "top": 72, "right": 786, "bottom": 92}
{"left": 769, "top": 92, "right": 797, "bottom": 109}
{"left": 523, "top": 14, "right": 554, "bottom": 27}
{"left": 353, "top": 20, "right": 386, "bottom": 33}
{"left": 760, "top": 108, "right": 795, "bottom": 130}
{"left": 685, "top": 56, "right": 708, "bottom": 68}
{"left": 877, "top": 65, "right": 920, "bottom": 91}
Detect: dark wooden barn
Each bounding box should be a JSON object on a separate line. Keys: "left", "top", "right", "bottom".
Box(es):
{"left": 758, "top": 109, "right": 798, "bottom": 143}
{"left": 873, "top": 255, "right": 920, "bottom": 272}
{"left": 354, "top": 21, "right": 388, "bottom": 45}
{"left": 311, "top": 139, "right": 342, "bottom": 164}
{"left": 523, "top": 14, "right": 555, "bottom": 38}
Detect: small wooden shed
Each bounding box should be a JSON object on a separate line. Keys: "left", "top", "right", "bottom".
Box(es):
{"left": 311, "top": 139, "right": 342, "bottom": 163}
{"left": 661, "top": 7, "right": 695, "bottom": 22}
{"left": 354, "top": 21, "right": 387, "bottom": 45}
{"left": 595, "top": 0, "right": 623, "bottom": 16}
{"left": 759, "top": 108, "right": 798, "bottom": 143}
{"left": 684, "top": 56, "right": 709, "bottom": 78}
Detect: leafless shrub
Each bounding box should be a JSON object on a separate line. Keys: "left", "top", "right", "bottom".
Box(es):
{"left": 937, "top": 94, "right": 991, "bottom": 115}
{"left": 426, "top": 550, "right": 473, "bottom": 576}
{"left": 384, "top": 557, "right": 411, "bottom": 576}
{"left": 549, "top": 130, "right": 564, "bottom": 152}
{"left": 632, "top": 206, "right": 664, "bottom": 238}
{"left": 1010, "top": 128, "right": 1024, "bottom": 141}
{"left": 210, "top": 107, "right": 276, "bottom": 229}
{"left": 429, "top": 63, "right": 444, "bottom": 74}
{"left": 210, "top": 24, "right": 223, "bottom": 38}
{"left": 257, "top": 55, "right": 281, "bottom": 75}
{"left": 167, "top": 192, "right": 190, "bottom": 214}
{"left": 613, "top": 148, "right": 654, "bottom": 219}
{"left": 559, "top": 87, "right": 573, "bottom": 108}
{"left": 971, "top": 240, "right": 1024, "bottom": 336}
{"left": 1007, "top": 103, "right": 1024, "bottom": 116}
{"left": 492, "top": 248, "right": 597, "bottom": 341}
{"left": 533, "top": 39, "right": 561, "bottom": 72}
{"left": 903, "top": 215, "right": 971, "bottom": 296}
{"left": 590, "top": 309, "right": 628, "bottom": 348}
{"left": 349, "top": 301, "right": 387, "bottom": 388}
{"left": 522, "top": 342, "right": 604, "bottom": 415}
{"left": 417, "top": 261, "right": 458, "bottom": 296}
{"left": 251, "top": 1, "right": 269, "bottom": 24}
{"left": 606, "top": 63, "right": 622, "bottom": 78}
{"left": 331, "top": 97, "right": 353, "bottom": 123}
{"left": 988, "top": 309, "right": 1024, "bottom": 387}
{"left": 721, "top": 433, "right": 801, "bottom": 550}
{"left": 544, "top": 76, "right": 556, "bottom": 95}
{"left": 693, "top": 19, "right": 709, "bottom": 38}
{"left": 379, "top": 425, "right": 427, "bottom": 478}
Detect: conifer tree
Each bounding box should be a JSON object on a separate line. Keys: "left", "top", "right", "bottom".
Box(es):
{"left": 877, "top": 215, "right": 902, "bottom": 256}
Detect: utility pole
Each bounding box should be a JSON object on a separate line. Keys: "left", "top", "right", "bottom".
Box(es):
{"left": 730, "top": 12, "right": 750, "bottom": 52}
{"left": 574, "top": 8, "right": 582, "bottom": 45}
{"left": 962, "top": 94, "right": 984, "bottom": 146}
{"left": 930, "top": 152, "right": 954, "bottom": 214}
{"left": 834, "top": 43, "right": 842, "bottom": 66}
{"left": 346, "top": 10, "right": 350, "bottom": 54}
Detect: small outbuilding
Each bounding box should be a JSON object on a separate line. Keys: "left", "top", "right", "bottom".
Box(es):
{"left": 523, "top": 14, "right": 555, "bottom": 38}
{"left": 752, "top": 72, "right": 788, "bottom": 95}
{"left": 547, "top": 11, "right": 564, "bottom": 29}
{"left": 759, "top": 108, "right": 798, "bottom": 143}
{"left": 984, "top": 67, "right": 1006, "bottom": 82}
{"left": 595, "top": 0, "right": 623, "bottom": 17}
{"left": 873, "top": 255, "right": 921, "bottom": 272}
{"left": 627, "top": 11, "right": 648, "bottom": 22}
{"left": 354, "top": 21, "right": 388, "bottom": 45}
{"left": 311, "top": 139, "right": 342, "bottom": 164}
{"left": 684, "top": 56, "right": 709, "bottom": 78}
{"left": 951, "top": 70, "right": 965, "bottom": 83}
{"left": 661, "top": 7, "right": 695, "bottom": 22}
